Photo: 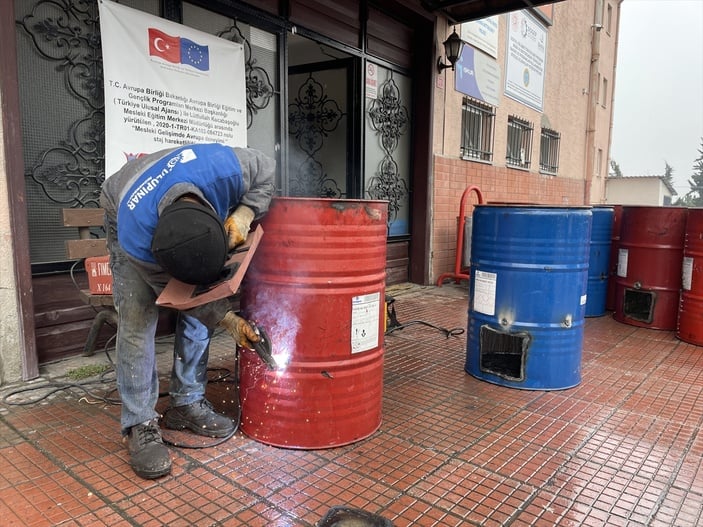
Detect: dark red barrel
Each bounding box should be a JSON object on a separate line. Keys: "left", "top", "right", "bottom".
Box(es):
{"left": 605, "top": 205, "right": 623, "bottom": 311}
{"left": 613, "top": 206, "right": 688, "bottom": 330}
{"left": 677, "top": 208, "right": 703, "bottom": 345}
{"left": 239, "top": 197, "right": 388, "bottom": 448}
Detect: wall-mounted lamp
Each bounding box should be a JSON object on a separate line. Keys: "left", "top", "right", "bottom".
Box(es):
{"left": 437, "top": 28, "right": 464, "bottom": 73}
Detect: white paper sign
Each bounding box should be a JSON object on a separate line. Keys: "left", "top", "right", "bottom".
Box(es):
{"left": 473, "top": 270, "right": 497, "bottom": 316}
{"left": 99, "top": 0, "right": 247, "bottom": 177}
{"left": 365, "top": 62, "right": 378, "bottom": 99}
{"left": 617, "top": 248, "right": 629, "bottom": 278}
{"left": 682, "top": 256, "right": 693, "bottom": 291}
{"left": 351, "top": 292, "right": 381, "bottom": 354}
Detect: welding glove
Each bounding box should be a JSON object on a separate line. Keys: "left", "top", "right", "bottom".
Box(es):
{"left": 219, "top": 311, "right": 261, "bottom": 349}
{"left": 224, "top": 204, "right": 255, "bottom": 249}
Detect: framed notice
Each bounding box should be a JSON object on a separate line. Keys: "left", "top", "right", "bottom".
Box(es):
{"left": 504, "top": 10, "right": 547, "bottom": 112}
{"left": 461, "top": 16, "right": 499, "bottom": 59}
{"left": 456, "top": 45, "right": 501, "bottom": 106}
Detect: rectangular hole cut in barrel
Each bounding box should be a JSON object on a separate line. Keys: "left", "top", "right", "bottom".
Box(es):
{"left": 623, "top": 289, "right": 656, "bottom": 324}
{"left": 479, "top": 325, "right": 531, "bottom": 381}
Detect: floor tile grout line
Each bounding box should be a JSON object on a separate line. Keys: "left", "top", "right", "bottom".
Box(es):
{"left": 518, "top": 334, "right": 698, "bottom": 526}
{"left": 640, "top": 425, "right": 703, "bottom": 525}
{"left": 0, "top": 412, "right": 144, "bottom": 527}
{"left": 179, "top": 437, "right": 404, "bottom": 526}
{"left": 298, "top": 402, "right": 545, "bottom": 523}
{"left": 378, "top": 492, "right": 485, "bottom": 527}
{"left": 201, "top": 327, "right": 702, "bottom": 526}
{"left": 2, "top": 379, "right": 311, "bottom": 526}
{"left": 400, "top": 321, "right": 680, "bottom": 525}
{"left": 4, "top": 287, "right": 703, "bottom": 527}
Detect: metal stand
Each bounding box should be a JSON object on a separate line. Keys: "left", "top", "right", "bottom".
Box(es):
{"left": 82, "top": 309, "right": 118, "bottom": 356}
{"left": 436, "top": 185, "right": 484, "bottom": 286}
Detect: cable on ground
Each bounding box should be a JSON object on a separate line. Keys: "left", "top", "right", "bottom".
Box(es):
{"left": 1, "top": 335, "right": 241, "bottom": 450}
{"left": 384, "top": 295, "right": 464, "bottom": 339}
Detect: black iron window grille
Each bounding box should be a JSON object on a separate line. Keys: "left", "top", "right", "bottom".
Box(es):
{"left": 288, "top": 72, "right": 345, "bottom": 198}
{"left": 506, "top": 115, "right": 533, "bottom": 169}
{"left": 460, "top": 97, "right": 495, "bottom": 162}
{"left": 17, "top": 0, "right": 105, "bottom": 211}
{"left": 367, "top": 74, "right": 409, "bottom": 224}
{"left": 539, "top": 128, "right": 561, "bottom": 175}
{"left": 215, "top": 23, "right": 275, "bottom": 130}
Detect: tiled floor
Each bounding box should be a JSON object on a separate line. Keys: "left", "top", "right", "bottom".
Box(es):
{"left": 1, "top": 283, "right": 702, "bottom": 526}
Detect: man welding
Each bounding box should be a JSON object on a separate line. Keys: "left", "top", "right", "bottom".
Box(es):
{"left": 100, "top": 143, "right": 275, "bottom": 479}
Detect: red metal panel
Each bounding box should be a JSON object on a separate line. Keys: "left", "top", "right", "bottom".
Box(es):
{"left": 677, "top": 209, "right": 703, "bottom": 345}
{"left": 613, "top": 206, "right": 688, "bottom": 330}
{"left": 240, "top": 197, "right": 388, "bottom": 448}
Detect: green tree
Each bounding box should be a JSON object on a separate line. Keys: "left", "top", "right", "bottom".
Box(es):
{"left": 676, "top": 138, "right": 703, "bottom": 206}
{"left": 663, "top": 161, "right": 674, "bottom": 188}
{"left": 609, "top": 159, "right": 623, "bottom": 178}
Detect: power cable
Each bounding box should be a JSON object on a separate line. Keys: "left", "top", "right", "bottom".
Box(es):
{"left": 384, "top": 295, "right": 465, "bottom": 339}
{"left": 2, "top": 332, "right": 242, "bottom": 450}
{"left": 385, "top": 320, "right": 465, "bottom": 339}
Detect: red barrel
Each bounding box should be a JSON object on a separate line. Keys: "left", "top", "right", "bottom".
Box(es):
{"left": 613, "top": 206, "right": 688, "bottom": 329}
{"left": 605, "top": 205, "right": 623, "bottom": 311}
{"left": 240, "top": 198, "right": 388, "bottom": 448}
{"left": 677, "top": 208, "right": 703, "bottom": 345}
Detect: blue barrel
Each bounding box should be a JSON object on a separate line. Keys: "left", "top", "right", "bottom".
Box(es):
{"left": 585, "top": 206, "right": 614, "bottom": 317}
{"left": 466, "top": 205, "right": 592, "bottom": 390}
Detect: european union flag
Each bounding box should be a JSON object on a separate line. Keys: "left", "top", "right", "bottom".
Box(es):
{"left": 180, "top": 38, "right": 209, "bottom": 71}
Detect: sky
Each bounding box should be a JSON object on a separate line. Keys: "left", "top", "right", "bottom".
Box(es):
{"left": 610, "top": 0, "right": 703, "bottom": 197}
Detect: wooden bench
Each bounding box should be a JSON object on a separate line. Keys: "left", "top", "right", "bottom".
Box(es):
{"left": 62, "top": 208, "right": 117, "bottom": 356}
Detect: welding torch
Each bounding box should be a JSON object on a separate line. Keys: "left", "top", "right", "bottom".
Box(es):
{"left": 247, "top": 322, "right": 277, "bottom": 370}
{"left": 219, "top": 312, "right": 277, "bottom": 370}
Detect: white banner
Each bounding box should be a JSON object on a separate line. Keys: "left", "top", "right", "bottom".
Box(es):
{"left": 99, "top": 0, "right": 246, "bottom": 177}
{"left": 505, "top": 10, "right": 547, "bottom": 112}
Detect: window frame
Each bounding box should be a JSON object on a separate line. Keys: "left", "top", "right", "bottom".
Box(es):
{"left": 606, "top": 3, "right": 613, "bottom": 34}
{"left": 539, "top": 127, "right": 561, "bottom": 175}
{"left": 460, "top": 97, "right": 495, "bottom": 163}
{"left": 506, "top": 115, "right": 533, "bottom": 169}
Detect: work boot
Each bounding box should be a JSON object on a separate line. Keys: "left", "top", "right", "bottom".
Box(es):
{"left": 163, "top": 399, "right": 236, "bottom": 438}
{"left": 124, "top": 419, "right": 171, "bottom": 479}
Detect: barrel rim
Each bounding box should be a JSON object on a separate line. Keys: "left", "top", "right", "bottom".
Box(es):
{"left": 476, "top": 204, "right": 592, "bottom": 210}
{"left": 271, "top": 196, "right": 389, "bottom": 205}
{"left": 620, "top": 205, "right": 689, "bottom": 210}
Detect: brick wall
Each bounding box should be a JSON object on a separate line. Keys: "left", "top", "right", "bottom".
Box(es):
{"left": 432, "top": 155, "right": 585, "bottom": 283}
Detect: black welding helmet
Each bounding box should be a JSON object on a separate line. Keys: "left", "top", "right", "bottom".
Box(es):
{"left": 151, "top": 200, "right": 227, "bottom": 285}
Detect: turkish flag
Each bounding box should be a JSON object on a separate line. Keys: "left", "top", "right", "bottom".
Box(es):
{"left": 148, "top": 28, "right": 180, "bottom": 64}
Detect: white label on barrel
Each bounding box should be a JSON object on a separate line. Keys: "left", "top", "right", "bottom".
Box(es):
{"left": 351, "top": 292, "right": 380, "bottom": 354}
{"left": 474, "top": 270, "right": 497, "bottom": 315}
{"left": 682, "top": 257, "right": 693, "bottom": 291}
{"left": 617, "top": 248, "right": 629, "bottom": 277}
